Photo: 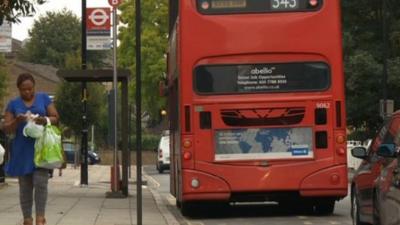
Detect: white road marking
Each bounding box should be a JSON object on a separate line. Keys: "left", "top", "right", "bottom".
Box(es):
{"left": 143, "top": 167, "right": 179, "bottom": 225}
{"left": 166, "top": 194, "right": 176, "bottom": 206}
{"left": 144, "top": 171, "right": 160, "bottom": 188}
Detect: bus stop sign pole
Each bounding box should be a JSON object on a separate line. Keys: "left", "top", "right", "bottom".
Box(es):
{"left": 80, "top": 0, "right": 89, "bottom": 186}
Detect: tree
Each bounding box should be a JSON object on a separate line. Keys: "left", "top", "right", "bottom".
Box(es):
{"left": 19, "top": 9, "right": 108, "bottom": 69}
{"left": 55, "top": 82, "right": 108, "bottom": 144}
{"left": 342, "top": 0, "right": 400, "bottom": 138}
{"left": 19, "top": 9, "right": 80, "bottom": 67}
{"left": 118, "top": 0, "right": 168, "bottom": 126}
{"left": 55, "top": 50, "right": 109, "bottom": 146}
{"left": 0, "top": 0, "right": 46, "bottom": 24}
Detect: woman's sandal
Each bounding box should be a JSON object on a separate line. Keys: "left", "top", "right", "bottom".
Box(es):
{"left": 22, "top": 217, "right": 33, "bottom": 225}
{"left": 36, "top": 216, "right": 46, "bottom": 225}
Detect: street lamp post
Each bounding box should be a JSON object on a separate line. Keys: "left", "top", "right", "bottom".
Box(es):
{"left": 81, "top": 0, "right": 89, "bottom": 186}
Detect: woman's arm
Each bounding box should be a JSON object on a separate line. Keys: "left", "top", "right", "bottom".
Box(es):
{"left": 46, "top": 103, "right": 60, "bottom": 125}
{"left": 34, "top": 103, "right": 60, "bottom": 126}
{"left": 3, "top": 111, "right": 26, "bottom": 134}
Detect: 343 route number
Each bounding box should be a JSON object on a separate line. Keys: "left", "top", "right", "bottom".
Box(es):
{"left": 271, "top": 0, "right": 298, "bottom": 9}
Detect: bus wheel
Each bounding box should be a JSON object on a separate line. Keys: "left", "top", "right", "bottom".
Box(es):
{"left": 180, "top": 201, "right": 195, "bottom": 217}
{"left": 176, "top": 199, "right": 181, "bottom": 208}
{"left": 314, "top": 200, "right": 335, "bottom": 215}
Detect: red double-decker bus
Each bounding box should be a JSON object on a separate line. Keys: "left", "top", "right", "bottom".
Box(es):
{"left": 166, "top": 0, "right": 347, "bottom": 215}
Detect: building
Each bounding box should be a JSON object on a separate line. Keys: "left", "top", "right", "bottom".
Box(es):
{"left": 2, "top": 39, "right": 61, "bottom": 111}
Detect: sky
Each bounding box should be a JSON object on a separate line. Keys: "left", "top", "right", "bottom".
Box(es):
{"left": 12, "top": 0, "right": 111, "bottom": 41}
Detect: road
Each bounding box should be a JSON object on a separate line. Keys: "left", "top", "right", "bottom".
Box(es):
{"left": 143, "top": 165, "right": 353, "bottom": 225}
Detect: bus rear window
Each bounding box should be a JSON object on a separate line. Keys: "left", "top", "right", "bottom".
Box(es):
{"left": 197, "top": 0, "right": 323, "bottom": 15}
{"left": 194, "top": 62, "right": 330, "bottom": 95}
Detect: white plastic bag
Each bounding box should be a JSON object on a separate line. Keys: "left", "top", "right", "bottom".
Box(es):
{"left": 34, "top": 118, "right": 64, "bottom": 169}
{"left": 23, "top": 112, "right": 44, "bottom": 139}
{"left": 0, "top": 143, "right": 5, "bottom": 165}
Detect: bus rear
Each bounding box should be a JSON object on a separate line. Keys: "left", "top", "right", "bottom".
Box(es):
{"left": 168, "top": 0, "right": 347, "bottom": 215}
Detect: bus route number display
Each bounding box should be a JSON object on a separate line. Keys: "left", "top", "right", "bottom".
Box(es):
{"left": 271, "top": 0, "right": 299, "bottom": 10}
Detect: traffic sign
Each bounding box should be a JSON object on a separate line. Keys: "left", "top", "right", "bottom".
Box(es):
{"left": 108, "top": 0, "right": 123, "bottom": 7}
{"left": 86, "top": 8, "right": 111, "bottom": 50}
{"left": 87, "top": 8, "right": 111, "bottom": 30}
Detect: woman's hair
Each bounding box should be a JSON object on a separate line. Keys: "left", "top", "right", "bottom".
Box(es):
{"left": 17, "top": 73, "right": 35, "bottom": 88}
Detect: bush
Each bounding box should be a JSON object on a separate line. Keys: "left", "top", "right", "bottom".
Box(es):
{"left": 347, "top": 129, "right": 374, "bottom": 142}
{"left": 130, "top": 134, "right": 159, "bottom": 151}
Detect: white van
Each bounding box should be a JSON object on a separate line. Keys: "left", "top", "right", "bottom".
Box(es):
{"left": 347, "top": 140, "right": 363, "bottom": 170}
{"left": 156, "top": 134, "right": 170, "bottom": 173}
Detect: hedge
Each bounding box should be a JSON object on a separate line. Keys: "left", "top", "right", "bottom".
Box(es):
{"left": 130, "top": 134, "right": 160, "bottom": 151}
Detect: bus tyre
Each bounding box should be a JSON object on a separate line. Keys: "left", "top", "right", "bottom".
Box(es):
{"left": 314, "top": 200, "right": 335, "bottom": 215}
{"left": 176, "top": 199, "right": 181, "bottom": 208}
{"left": 180, "top": 201, "right": 194, "bottom": 217}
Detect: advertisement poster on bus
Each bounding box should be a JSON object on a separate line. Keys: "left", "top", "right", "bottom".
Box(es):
{"left": 215, "top": 127, "right": 313, "bottom": 161}
{"left": 195, "top": 62, "right": 330, "bottom": 94}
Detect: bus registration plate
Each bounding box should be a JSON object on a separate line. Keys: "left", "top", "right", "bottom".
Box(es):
{"left": 215, "top": 127, "right": 313, "bottom": 161}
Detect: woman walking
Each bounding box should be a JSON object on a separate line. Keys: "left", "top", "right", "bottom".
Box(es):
{"left": 3, "top": 73, "right": 59, "bottom": 225}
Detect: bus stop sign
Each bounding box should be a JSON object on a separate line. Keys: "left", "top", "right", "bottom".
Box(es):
{"left": 108, "top": 0, "right": 123, "bottom": 7}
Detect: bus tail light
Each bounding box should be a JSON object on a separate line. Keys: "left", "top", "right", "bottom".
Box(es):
{"left": 183, "top": 138, "right": 192, "bottom": 160}
{"left": 183, "top": 139, "right": 192, "bottom": 148}
{"left": 309, "top": 0, "right": 319, "bottom": 7}
{"left": 183, "top": 151, "right": 192, "bottom": 160}
{"left": 336, "top": 147, "right": 345, "bottom": 156}
{"left": 182, "top": 136, "right": 194, "bottom": 169}
{"left": 335, "top": 134, "right": 346, "bottom": 144}
{"left": 334, "top": 131, "right": 347, "bottom": 164}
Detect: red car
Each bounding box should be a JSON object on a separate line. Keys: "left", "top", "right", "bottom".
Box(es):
{"left": 351, "top": 111, "right": 400, "bottom": 225}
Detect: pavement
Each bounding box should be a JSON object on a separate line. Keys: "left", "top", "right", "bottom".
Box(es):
{"left": 0, "top": 165, "right": 179, "bottom": 225}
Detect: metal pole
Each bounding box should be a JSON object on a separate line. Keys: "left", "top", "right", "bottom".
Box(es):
{"left": 121, "top": 80, "right": 129, "bottom": 195}
{"left": 91, "top": 125, "right": 94, "bottom": 151}
{"left": 112, "top": 7, "right": 119, "bottom": 192}
{"left": 81, "top": 0, "right": 88, "bottom": 186}
{"left": 128, "top": 104, "right": 131, "bottom": 178}
{"left": 382, "top": 0, "right": 388, "bottom": 118}
{"left": 135, "top": 0, "right": 142, "bottom": 223}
